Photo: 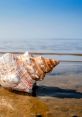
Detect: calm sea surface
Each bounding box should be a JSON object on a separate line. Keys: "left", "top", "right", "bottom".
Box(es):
{"left": 0, "top": 39, "right": 82, "bottom": 53}
{"left": 0, "top": 38, "right": 82, "bottom": 75}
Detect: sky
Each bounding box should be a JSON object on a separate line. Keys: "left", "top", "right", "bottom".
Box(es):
{"left": 0, "top": 0, "right": 82, "bottom": 40}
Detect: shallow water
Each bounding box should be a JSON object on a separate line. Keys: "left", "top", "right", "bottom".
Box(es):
{"left": 0, "top": 38, "right": 82, "bottom": 75}
{"left": 0, "top": 38, "right": 82, "bottom": 52}
{"left": 0, "top": 38, "right": 82, "bottom": 62}
{"left": 0, "top": 38, "right": 82, "bottom": 116}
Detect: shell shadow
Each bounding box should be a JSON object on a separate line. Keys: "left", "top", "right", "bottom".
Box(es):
{"left": 36, "top": 85, "right": 82, "bottom": 99}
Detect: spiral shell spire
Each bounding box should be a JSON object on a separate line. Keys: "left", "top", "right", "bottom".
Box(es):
{"left": 0, "top": 52, "right": 59, "bottom": 93}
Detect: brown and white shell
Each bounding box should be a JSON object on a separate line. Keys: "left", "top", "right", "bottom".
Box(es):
{"left": 0, "top": 52, "right": 59, "bottom": 93}
{"left": 16, "top": 52, "right": 59, "bottom": 81}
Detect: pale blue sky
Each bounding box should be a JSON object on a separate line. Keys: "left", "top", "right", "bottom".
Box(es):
{"left": 0, "top": 0, "right": 82, "bottom": 40}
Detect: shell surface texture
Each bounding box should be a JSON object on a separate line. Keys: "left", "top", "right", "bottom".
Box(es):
{"left": 0, "top": 52, "right": 59, "bottom": 93}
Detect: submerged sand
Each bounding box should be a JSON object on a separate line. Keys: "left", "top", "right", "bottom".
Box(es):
{"left": 0, "top": 74, "right": 82, "bottom": 117}
{"left": 37, "top": 75, "right": 82, "bottom": 117}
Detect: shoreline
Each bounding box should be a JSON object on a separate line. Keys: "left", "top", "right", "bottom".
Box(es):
{"left": 36, "top": 74, "right": 82, "bottom": 117}
{"left": 0, "top": 53, "right": 82, "bottom": 116}
{"left": 0, "top": 74, "right": 82, "bottom": 117}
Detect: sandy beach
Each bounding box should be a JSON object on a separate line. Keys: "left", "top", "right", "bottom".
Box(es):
{"left": 0, "top": 45, "right": 82, "bottom": 117}
{"left": 0, "top": 62, "right": 82, "bottom": 117}
{"left": 0, "top": 0, "right": 82, "bottom": 116}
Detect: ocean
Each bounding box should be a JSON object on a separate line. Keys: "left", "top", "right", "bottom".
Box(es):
{"left": 0, "top": 39, "right": 82, "bottom": 117}
{"left": 0, "top": 39, "right": 82, "bottom": 53}
{"left": 0, "top": 38, "right": 82, "bottom": 75}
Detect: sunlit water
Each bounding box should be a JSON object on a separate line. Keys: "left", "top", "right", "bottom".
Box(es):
{"left": 0, "top": 39, "right": 82, "bottom": 117}
{"left": 0, "top": 38, "right": 82, "bottom": 75}
{"left": 0, "top": 39, "right": 82, "bottom": 52}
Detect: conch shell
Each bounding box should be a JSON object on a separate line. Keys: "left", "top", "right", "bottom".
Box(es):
{"left": 0, "top": 52, "right": 59, "bottom": 93}
{"left": 16, "top": 52, "right": 59, "bottom": 80}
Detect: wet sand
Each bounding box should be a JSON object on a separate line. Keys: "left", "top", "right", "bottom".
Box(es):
{"left": 0, "top": 63, "right": 82, "bottom": 117}
{"left": 37, "top": 74, "right": 82, "bottom": 117}
{"left": 0, "top": 87, "right": 48, "bottom": 117}
{"left": 0, "top": 74, "right": 82, "bottom": 117}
